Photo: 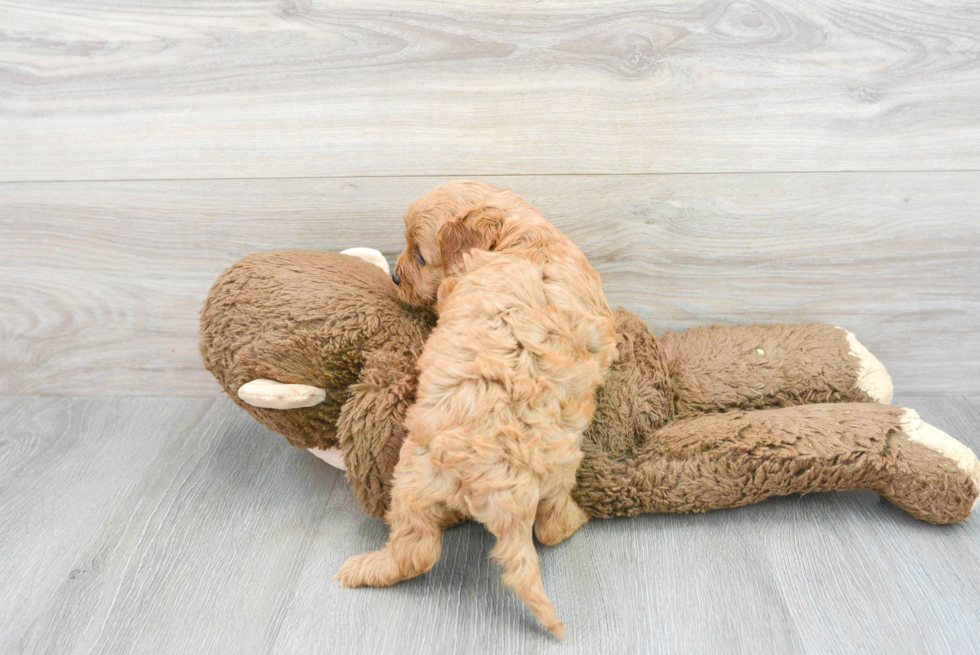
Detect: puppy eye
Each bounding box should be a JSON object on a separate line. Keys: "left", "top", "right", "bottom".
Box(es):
{"left": 415, "top": 247, "right": 425, "bottom": 266}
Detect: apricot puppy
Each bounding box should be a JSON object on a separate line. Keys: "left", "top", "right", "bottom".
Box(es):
{"left": 335, "top": 181, "right": 617, "bottom": 638}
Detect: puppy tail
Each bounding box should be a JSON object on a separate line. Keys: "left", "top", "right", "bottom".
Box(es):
{"left": 492, "top": 519, "right": 566, "bottom": 638}
{"left": 478, "top": 489, "right": 566, "bottom": 639}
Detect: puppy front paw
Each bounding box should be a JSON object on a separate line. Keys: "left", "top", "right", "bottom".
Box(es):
{"left": 335, "top": 550, "right": 401, "bottom": 588}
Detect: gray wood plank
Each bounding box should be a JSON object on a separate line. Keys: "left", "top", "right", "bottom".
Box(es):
{"left": 754, "top": 395, "right": 980, "bottom": 654}
{"left": 4, "top": 397, "right": 346, "bottom": 655}
{"left": 0, "top": 397, "right": 214, "bottom": 653}
{"left": 2, "top": 173, "right": 977, "bottom": 395}
{"left": 1, "top": 1, "right": 979, "bottom": 181}
{"left": 2, "top": 395, "right": 978, "bottom": 654}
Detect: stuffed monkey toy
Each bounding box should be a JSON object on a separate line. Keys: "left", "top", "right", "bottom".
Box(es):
{"left": 200, "top": 248, "right": 980, "bottom": 525}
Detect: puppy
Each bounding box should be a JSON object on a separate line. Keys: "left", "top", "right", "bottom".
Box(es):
{"left": 335, "top": 181, "right": 617, "bottom": 638}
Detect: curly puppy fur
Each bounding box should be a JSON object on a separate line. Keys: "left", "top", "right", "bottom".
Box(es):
{"left": 335, "top": 181, "right": 618, "bottom": 637}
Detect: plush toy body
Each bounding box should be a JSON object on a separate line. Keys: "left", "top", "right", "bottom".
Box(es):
{"left": 200, "top": 249, "right": 980, "bottom": 526}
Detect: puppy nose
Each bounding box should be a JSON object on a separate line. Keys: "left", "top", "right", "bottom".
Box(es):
{"left": 392, "top": 270, "right": 401, "bottom": 286}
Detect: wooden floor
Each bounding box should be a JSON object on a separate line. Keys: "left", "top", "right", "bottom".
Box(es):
{"left": 1, "top": 395, "right": 979, "bottom": 654}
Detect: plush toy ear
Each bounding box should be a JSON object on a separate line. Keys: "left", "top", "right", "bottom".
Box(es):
{"left": 237, "top": 378, "right": 326, "bottom": 409}
{"left": 437, "top": 206, "right": 504, "bottom": 276}
{"left": 340, "top": 247, "right": 390, "bottom": 275}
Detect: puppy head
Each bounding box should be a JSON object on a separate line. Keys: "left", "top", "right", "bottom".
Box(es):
{"left": 394, "top": 180, "right": 504, "bottom": 307}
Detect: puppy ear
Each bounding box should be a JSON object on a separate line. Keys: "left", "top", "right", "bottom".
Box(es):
{"left": 437, "top": 206, "right": 504, "bottom": 275}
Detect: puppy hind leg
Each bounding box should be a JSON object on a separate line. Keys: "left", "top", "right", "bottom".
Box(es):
{"left": 474, "top": 490, "right": 566, "bottom": 639}
{"left": 534, "top": 491, "right": 589, "bottom": 547}
{"left": 534, "top": 457, "right": 589, "bottom": 546}
{"left": 336, "top": 447, "right": 451, "bottom": 588}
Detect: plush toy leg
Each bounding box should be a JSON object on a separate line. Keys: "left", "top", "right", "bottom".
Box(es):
{"left": 884, "top": 409, "right": 980, "bottom": 522}
{"left": 658, "top": 323, "right": 893, "bottom": 416}
{"left": 836, "top": 327, "right": 893, "bottom": 404}
{"left": 576, "top": 403, "right": 979, "bottom": 525}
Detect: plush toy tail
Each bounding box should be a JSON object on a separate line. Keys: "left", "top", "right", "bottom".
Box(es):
{"left": 575, "top": 403, "right": 980, "bottom": 525}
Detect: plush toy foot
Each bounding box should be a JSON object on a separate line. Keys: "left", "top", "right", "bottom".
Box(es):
{"left": 880, "top": 409, "right": 980, "bottom": 524}
{"left": 836, "top": 327, "right": 894, "bottom": 404}
{"left": 335, "top": 548, "right": 410, "bottom": 588}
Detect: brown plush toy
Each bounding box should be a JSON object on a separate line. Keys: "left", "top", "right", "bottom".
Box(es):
{"left": 200, "top": 248, "right": 980, "bottom": 527}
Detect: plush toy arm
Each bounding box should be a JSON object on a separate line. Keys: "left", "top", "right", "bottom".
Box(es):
{"left": 335, "top": 347, "right": 418, "bottom": 520}
{"left": 576, "top": 402, "right": 979, "bottom": 524}
{"left": 658, "top": 323, "right": 893, "bottom": 417}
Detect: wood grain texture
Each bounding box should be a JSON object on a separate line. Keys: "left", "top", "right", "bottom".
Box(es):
{"left": 5, "top": 398, "right": 344, "bottom": 655}
{"left": 1, "top": 395, "right": 978, "bottom": 654}
{"left": 1, "top": 173, "right": 977, "bottom": 395}
{"left": 0, "top": 396, "right": 214, "bottom": 652}
{"left": 1, "top": 0, "right": 979, "bottom": 180}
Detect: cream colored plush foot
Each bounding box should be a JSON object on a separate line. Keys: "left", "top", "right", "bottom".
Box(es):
{"left": 836, "top": 327, "right": 894, "bottom": 403}
{"left": 900, "top": 408, "right": 980, "bottom": 510}
{"left": 340, "top": 247, "right": 390, "bottom": 275}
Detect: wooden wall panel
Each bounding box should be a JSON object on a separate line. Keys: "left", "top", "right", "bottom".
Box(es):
{"left": 1, "top": 173, "right": 977, "bottom": 395}
{"left": 1, "top": 1, "right": 979, "bottom": 180}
